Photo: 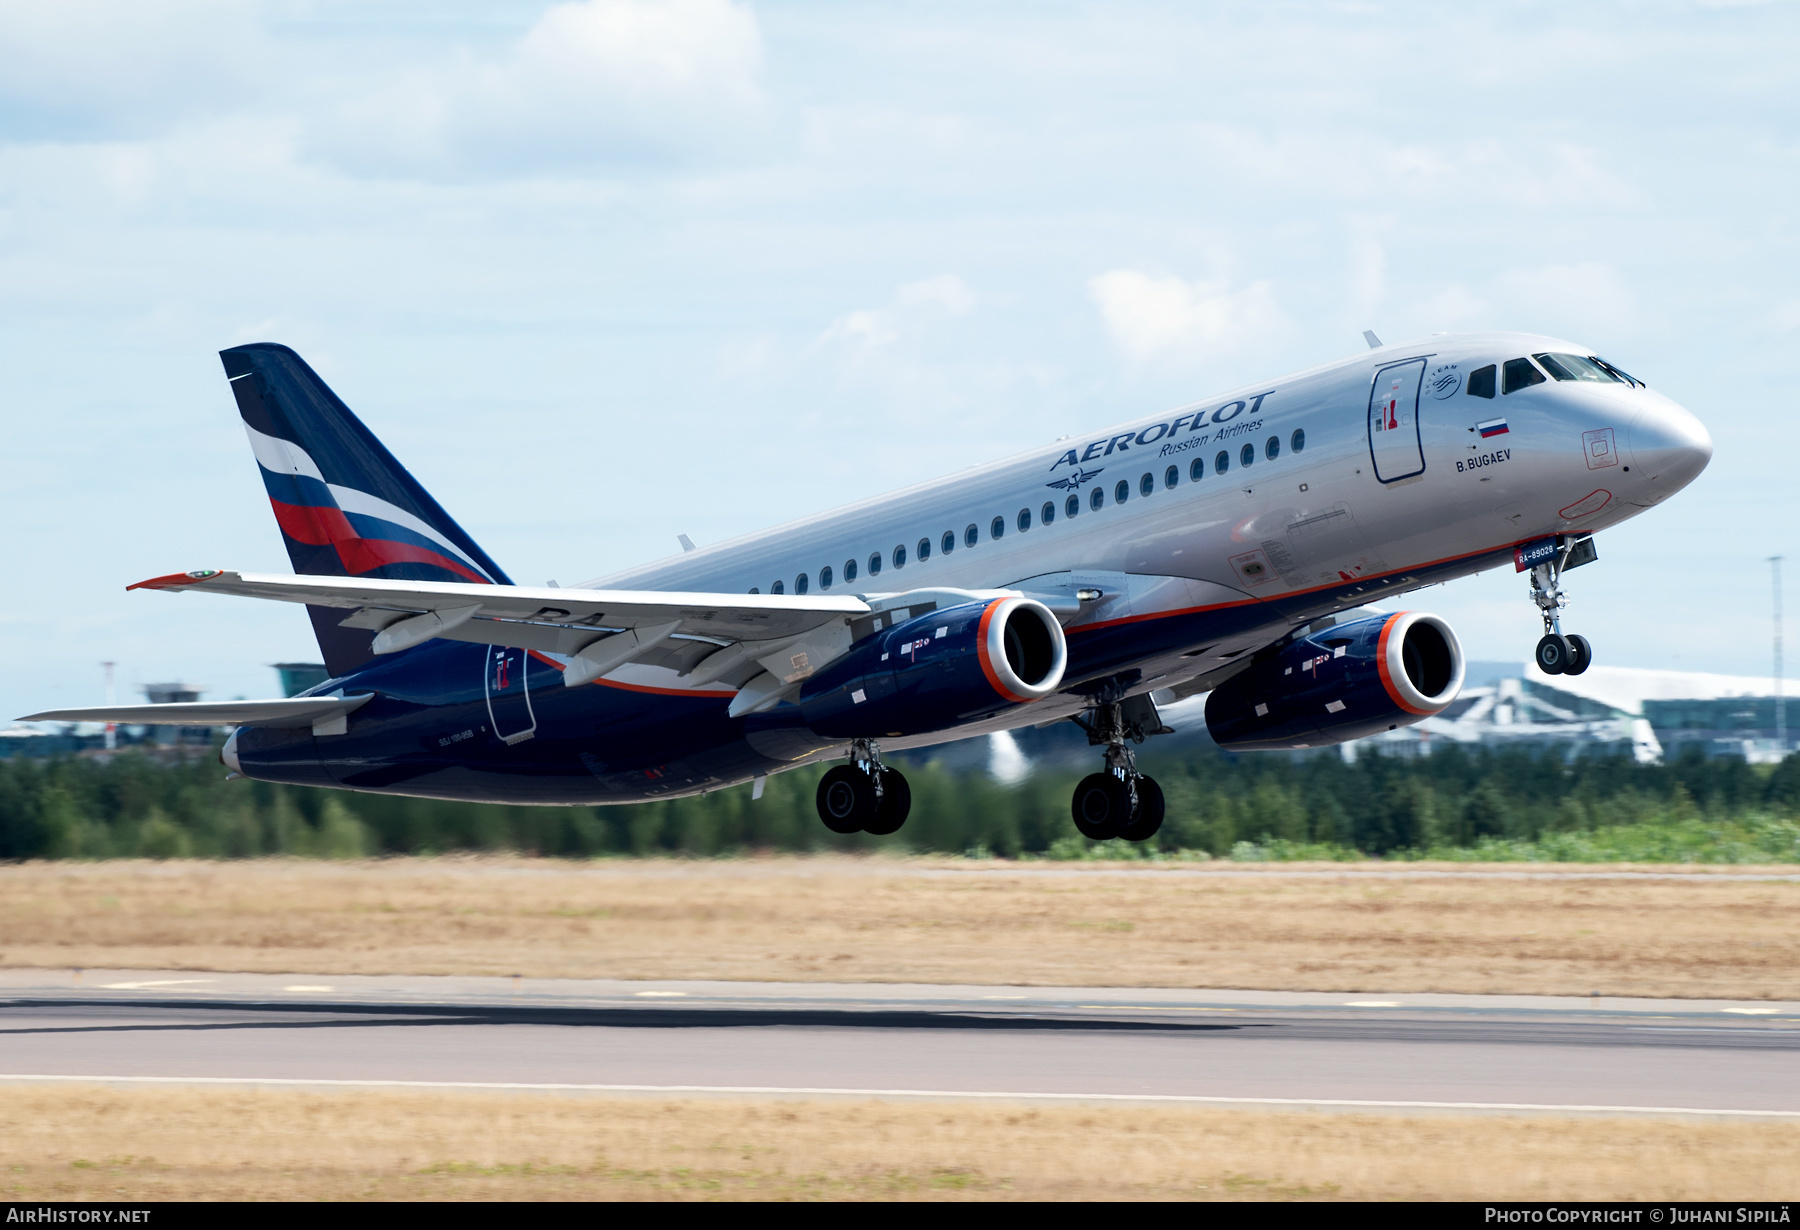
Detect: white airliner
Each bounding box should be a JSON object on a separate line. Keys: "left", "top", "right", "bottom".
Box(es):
{"left": 24, "top": 332, "right": 1711, "bottom": 842}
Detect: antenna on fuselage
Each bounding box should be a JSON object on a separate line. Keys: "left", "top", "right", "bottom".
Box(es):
{"left": 1362, "top": 330, "right": 1383, "bottom": 349}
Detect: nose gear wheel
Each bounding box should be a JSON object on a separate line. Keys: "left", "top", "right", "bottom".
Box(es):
{"left": 1528, "top": 539, "right": 1594, "bottom": 676}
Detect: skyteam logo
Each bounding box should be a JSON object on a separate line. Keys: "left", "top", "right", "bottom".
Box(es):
{"left": 244, "top": 424, "right": 498, "bottom": 584}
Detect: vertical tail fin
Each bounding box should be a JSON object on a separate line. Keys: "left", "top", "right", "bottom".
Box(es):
{"left": 221, "top": 343, "right": 511, "bottom": 675}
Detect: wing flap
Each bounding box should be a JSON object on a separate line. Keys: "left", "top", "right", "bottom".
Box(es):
{"left": 128, "top": 570, "right": 869, "bottom": 645}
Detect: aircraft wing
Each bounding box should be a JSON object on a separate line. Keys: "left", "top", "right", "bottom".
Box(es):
{"left": 20, "top": 694, "right": 373, "bottom": 728}
{"left": 126, "top": 569, "right": 870, "bottom": 657}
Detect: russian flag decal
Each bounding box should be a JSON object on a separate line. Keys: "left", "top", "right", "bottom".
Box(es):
{"left": 1478, "top": 417, "right": 1509, "bottom": 438}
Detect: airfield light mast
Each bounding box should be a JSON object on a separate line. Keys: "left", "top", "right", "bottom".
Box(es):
{"left": 101, "top": 661, "right": 117, "bottom": 752}
{"left": 1773, "top": 557, "right": 1787, "bottom": 756}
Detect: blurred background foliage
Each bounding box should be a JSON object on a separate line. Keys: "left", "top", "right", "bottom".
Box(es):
{"left": 2, "top": 742, "right": 1797, "bottom": 864}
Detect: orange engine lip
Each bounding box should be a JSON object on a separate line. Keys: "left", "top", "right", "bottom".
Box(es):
{"left": 976, "top": 598, "right": 1037, "bottom": 704}
{"left": 1375, "top": 612, "right": 1438, "bottom": 717}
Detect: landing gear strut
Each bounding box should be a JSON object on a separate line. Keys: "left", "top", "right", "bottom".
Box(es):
{"left": 815, "top": 739, "right": 911, "bottom": 836}
{"left": 1070, "top": 695, "right": 1166, "bottom": 843}
{"left": 1529, "top": 539, "right": 1593, "bottom": 677}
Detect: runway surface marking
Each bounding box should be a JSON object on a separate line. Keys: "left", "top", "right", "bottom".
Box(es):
{"left": 0, "top": 1073, "right": 1794, "bottom": 1119}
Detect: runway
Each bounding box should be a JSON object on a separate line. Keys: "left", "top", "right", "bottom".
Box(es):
{"left": 3, "top": 969, "right": 1797, "bottom": 1117}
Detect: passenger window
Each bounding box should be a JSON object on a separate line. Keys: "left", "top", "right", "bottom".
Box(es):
{"left": 1215, "top": 450, "right": 1230, "bottom": 475}
{"left": 748, "top": 587, "right": 760, "bottom": 594}
{"left": 795, "top": 573, "right": 808, "bottom": 595}
{"left": 917, "top": 536, "right": 931, "bottom": 562}
{"left": 941, "top": 531, "right": 955, "bottom": 556}
{"left": 1265, "top": 435, "right": 1280, "bottom": 461}
{"left": 990, "top": 515, "right": 1005, "bottom": 540}
{"left": 1467, "top": 364, "right": 1496, "bottom": 398}
{"left": 1066, "top": 493, "right": 1080, "bottom": 518}
{"left": 1041, "top": 501, "right": 1055, "bottom": 526}
{"left": 1535, "top": 352, "right": 1623, "bottom": 383}
{"left": 1138, "top": 473, "right": 1154, "bottom": 497}
{"left": 845, "top": 558, "right": 858, "bottom": 583}
{"left": 1164, "top": 465, "right": 1178, "bottom": 490}
{"left": 868, "top": 552, "right": 881, "bottom": 577}
{"left": 1291, "top": 428, "right": 1305, "bottom": 453}
{"left": 1189, "top": 457, "right": 1204, "bottom": 482}
{"left": 893, "top": 544, "right": 906, "bottom": 569}
{"left": 820, "top": 565, "right": 833, "bottom": 589}
{"left": 1114, "top": 479, "right": 1129, "bottom": 505}
{"left": 1090, "top": 486, "right": 1105, "bottom": 511}
{"left": 965, "top": 523, "right": 978, "bottom": 548}
{"left": 1502, "top": 357, "right": 1545, "bottom": 394}
{"left": 1017, "top": 507, "right": 1031, "bottom": 532}
{"left": 771, "top": 579, "right": 785, "bottom": 594}
{"left": 1239, "top": 442, "right": 1255, "bottom": 468}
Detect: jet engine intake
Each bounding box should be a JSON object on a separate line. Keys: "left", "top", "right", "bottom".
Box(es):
{"left": 799, "top": 597, "right": 1066, "bottom": 738}
{"left": 1204, "top": 611, "right": 1464, "bottom": 751}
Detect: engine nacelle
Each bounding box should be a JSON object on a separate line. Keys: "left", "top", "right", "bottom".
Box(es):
{"left": 799, "top": 597, "right": 1067, "bottom": 738}
{"left": 1204, "top": 611, "right": 1464, "bottom": 751}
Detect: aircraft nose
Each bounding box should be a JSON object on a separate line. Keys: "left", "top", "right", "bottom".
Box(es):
{"left": 1627, "top": 399, "right": 1712, "bottom": 502}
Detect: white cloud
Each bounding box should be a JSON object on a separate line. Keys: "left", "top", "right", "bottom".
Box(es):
{"left": 0, "top": 0, "right": 264, "bottom": 139}
{"left": 821, "top": 274, "right": 976, "bottom": 360}
{"left": 311, "top": 0, "right": 766, "bottom": 178}
{"left": 1491, "top": 262, "right": 1637, "bottom": 338}
{"left": 1087, "top": 269, "right": 1287, "bottom": 365}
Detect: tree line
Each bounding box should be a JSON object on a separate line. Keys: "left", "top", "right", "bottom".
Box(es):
{"left": 0, "top": 740, "right": 1796, "bottom": 861}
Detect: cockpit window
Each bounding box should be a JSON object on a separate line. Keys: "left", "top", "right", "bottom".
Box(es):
{"left": 1502, "top": 357, "right": 1546, "bottom": 395}
{"left": 1592, "top": 356, "right": 1643, "bottom": 387}
{"left": 1534, "top": 353, "right": 1624, "bottom": 384}
{"left": 1467, "top": 364, "right": 1496, "bottom": 399}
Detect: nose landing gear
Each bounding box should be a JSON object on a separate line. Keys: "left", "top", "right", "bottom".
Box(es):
{"left": 1070, "top": 695, "right": 1167, "bottom": 843}
{"left": 815, "top": 739, "right": 911, "bottom": 835}
{"left": 1528, "top": 538, "right": 1595, "bottom": 677}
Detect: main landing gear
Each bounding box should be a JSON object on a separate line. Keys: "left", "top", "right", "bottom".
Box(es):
{"left": 815, "top": 739, "right": 911, "bottom": 836}
{"left": 1070, "top": 696, "right": 1167, "bottom": 843}
{"left": 1528, "top": 540, "right": 1593, "bottom": 677}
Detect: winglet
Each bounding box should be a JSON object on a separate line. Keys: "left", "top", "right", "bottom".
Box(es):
{"left": 1363, "top": 330, "right": 1383, "bottom": 350}
{"left": 127, "top": 569, "right": 238, "bottom": 592}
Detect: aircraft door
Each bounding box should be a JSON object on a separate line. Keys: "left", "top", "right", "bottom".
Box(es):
{"left": 1367, "top": 358, "right": 1426, "bottom": 483}
{"left": 483, "top": 646, "right": 538, "bottom": 745}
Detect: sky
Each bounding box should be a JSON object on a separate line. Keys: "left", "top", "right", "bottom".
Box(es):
{"left": 2, "top": 0, "right": 1796, "bottom": 716}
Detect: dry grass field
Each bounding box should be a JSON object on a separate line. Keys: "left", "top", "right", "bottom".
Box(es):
{"left": 1, "top": 856, "right": 1796, "bottom": 998}
{"left": 0, "top": 1085, "right": 1793, "bottom": 1202}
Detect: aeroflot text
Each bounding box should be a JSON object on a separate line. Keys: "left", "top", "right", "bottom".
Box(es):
{"left": 1048, "top": 393, "right": 1275, "bottom": 470}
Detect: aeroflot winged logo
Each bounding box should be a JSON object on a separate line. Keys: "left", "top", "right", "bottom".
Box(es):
{"left": 1045, "top": 467, "right": 1104, "bottom": 492}
{"left": 1047, "top": 390, "right": 1276, "bottom": 471}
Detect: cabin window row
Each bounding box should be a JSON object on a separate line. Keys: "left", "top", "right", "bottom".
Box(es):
{"left": 748, "top": 428, "right": 1306, "bottom": 594}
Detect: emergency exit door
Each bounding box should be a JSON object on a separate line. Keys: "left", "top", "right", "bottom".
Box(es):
{"left": 484, "top": 646, "right": 537, "bottom": 745}
{"left": 1367, "top": 358, "right": 1426, "bottom": 483}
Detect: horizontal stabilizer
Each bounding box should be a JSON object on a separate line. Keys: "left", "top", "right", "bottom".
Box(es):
{"left": 21, "top": 695, "right": 372, "bottom": 729}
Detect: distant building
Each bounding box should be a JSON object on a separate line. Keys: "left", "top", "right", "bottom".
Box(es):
{"left": 141, "top": 682, "right": 213, "bottom": 747}
{"left": 274, "top": 663, "right": 330, "bottom": 698}
{"left": 1361, "top": 662, "right": 1790, "bottom": 764}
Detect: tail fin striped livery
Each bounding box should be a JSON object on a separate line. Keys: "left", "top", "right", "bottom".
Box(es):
{"left": 221, "top": 343, "right": 511, "bottom": 674}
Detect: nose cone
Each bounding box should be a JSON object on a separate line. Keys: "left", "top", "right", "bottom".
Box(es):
{"left": 1627, "top": 399, "right": 1712, "bottom": 503}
